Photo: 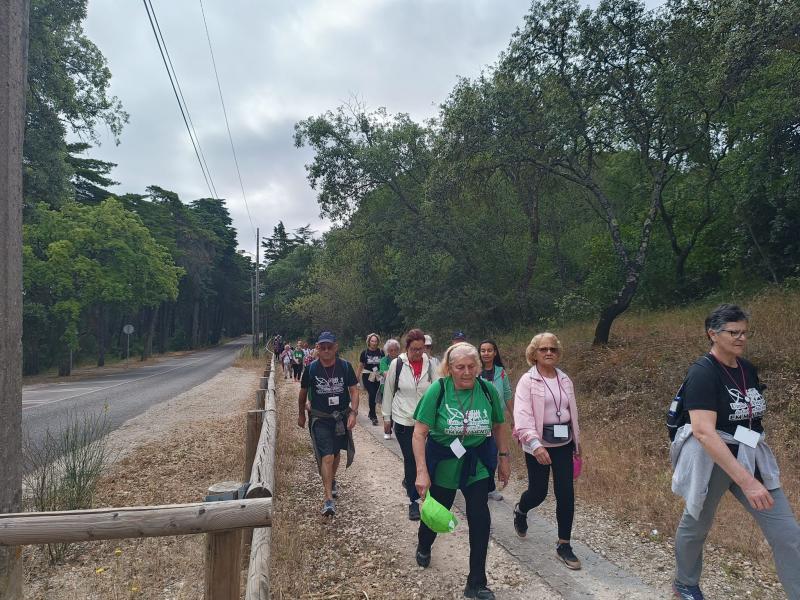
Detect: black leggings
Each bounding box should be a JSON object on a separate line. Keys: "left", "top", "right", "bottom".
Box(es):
{"left": 518, "top": 441, "right": 575, "bottom": 541}
{"left": 361, "top": 374, "right": 380, "bottom": 418}
{"left": 418, "top": 478, "right": 490, "bottom": 589}
{"left": 393, "top": 424, "right": 419, "bottom": 503}
{"left": 292, "top": 363, "right": 302, "bottom": 380}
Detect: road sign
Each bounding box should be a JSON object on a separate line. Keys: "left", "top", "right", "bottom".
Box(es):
{"left": 123, "top": 324, "right": 134, "bottom": 335}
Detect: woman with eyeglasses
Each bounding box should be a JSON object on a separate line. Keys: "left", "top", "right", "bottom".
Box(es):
{"left": 413, "top": 342, "right": 510, "bottom": 600}
{"left": 512, "top": 332, "right": 582, "bottom": 570}
{"left": 383, "top": 328, "right": 439, "bottom": 521}
{"left": 670, "top": 304, "right": 800, "bottom": 600}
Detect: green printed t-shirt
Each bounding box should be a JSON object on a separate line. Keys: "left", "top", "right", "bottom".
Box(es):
{"left": 413, "top": 377, "right": 504, "bottom": 489}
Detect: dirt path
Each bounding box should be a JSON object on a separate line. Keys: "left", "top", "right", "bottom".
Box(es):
{"left": 273, "top": 376, "right": 787, "bottom": 600}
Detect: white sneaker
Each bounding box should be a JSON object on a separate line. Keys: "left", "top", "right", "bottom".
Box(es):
{"left": 383, "top": 433, "right": 392, "bottom": 440}
{"left": 487, "top": 490, "right": 504, "bottom": 501}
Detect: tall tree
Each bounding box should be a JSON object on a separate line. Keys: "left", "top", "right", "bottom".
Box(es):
{"left": 24, "top": 0, "right": 126, "bottom": 208}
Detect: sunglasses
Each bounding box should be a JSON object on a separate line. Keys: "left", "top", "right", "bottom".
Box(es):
{"left": 537, "top": 347, "right": 560, "bottom": 354}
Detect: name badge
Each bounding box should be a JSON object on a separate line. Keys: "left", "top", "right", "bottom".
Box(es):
{"left": 450, "top": 438, "right": 466, "bottom": 458}
{"left": 734, "top": 425, "right": 759, "bottom": 449}
{"left": 328, "top": 395, "right": 340, "bottom": 407}
{"left": 553, "top": 424, "right": 569, "bottom": 439}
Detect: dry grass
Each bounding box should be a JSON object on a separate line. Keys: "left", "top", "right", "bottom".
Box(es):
{"left": 269, "top": 376, "right": 316, "bottom": 599}
{"left": 233, "top": 346, "right": 272, "bottom": 370}
{"left": 499, "top": 287, "right": 800, "bottom": 569}
{"left": 23, "top": 375, "right": 255, "bottom": 599}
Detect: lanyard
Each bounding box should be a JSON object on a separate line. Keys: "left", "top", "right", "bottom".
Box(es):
{"left": 537, "top": 367, "right": 565, "bottom": 422}
{"left": 711, "top": 352, "right": 751, "bottom": 428}
{"left": 455, "top": 383, "right": 477, "bottom": 438}
{"left": 322, "top": 361, "right": 338, "bottom": 383}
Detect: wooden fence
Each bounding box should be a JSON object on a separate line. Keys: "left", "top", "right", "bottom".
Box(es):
{"left": 0, "top": 352, "right": 279, "bottom": 600}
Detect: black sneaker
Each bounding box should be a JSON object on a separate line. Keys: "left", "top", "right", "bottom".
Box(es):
{"left": 408, "top": 502, "right": 420, "bottom": 521}
{"left": 672, "top": 581, "right": 705, "bottom": 600}
{"left": 370, "top": 415, "right": 378, "bottom": 425}
{"left": 513, "top": 503, "right": 528, "bottom": 538}
{"left": 321, "top": 499, "right": 336, "bottom": 517}
{"left": 556, "top": 542, "right": 581, "bottom": 570}
{"left": 415, "top": 546, "right": 431, "bottom": 568}
{"left": 463, "top": 584, "right": 496, "bottom": 599}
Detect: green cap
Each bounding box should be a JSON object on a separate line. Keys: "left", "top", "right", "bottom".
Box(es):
{"left": 420, "top": 494, "right": 459, "bottom": 533}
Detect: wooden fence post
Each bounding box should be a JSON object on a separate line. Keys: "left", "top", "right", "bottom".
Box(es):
{"left": 204, "top": 482, "right": 243, "bottom": 600}
{"left": 245, "top": 410, "right": 264, "bottom": 481}
{"left": 255, "top": 389, "right": 266, "bottom": 410}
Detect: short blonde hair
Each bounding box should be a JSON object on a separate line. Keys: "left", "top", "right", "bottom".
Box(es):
{"left": 525, "top": 332, "right": 563, "bottom": 366}
{"left": 440, "top": 342, "right": 480, "bottom": 377}
{"left": 365, "top": 332, "right": 381, "bottom": 346}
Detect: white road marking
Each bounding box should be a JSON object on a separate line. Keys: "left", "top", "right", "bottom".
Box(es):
{"left": 22, "top": 357, "right": 207, "bottom": 410}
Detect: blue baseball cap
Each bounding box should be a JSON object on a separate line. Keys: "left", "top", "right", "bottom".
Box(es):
{"left": 317, "top": 331, "right": 336, "bottom": 344}
{"left": 451, "top": 330, "right": 466, "bottom": 341}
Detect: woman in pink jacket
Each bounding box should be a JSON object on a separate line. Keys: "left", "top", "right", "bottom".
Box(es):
{"left": 512, "top": 332, "right": 583, "bottom": 570}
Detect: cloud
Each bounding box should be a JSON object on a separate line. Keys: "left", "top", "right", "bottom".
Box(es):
{"left": 81, "top": 0, "right": 661, "bottom": 255}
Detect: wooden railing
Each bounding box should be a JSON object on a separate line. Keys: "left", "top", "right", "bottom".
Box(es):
{"left": 244, "top": 354, "right": 277, "bottom": 599}
{"left": 0, "top": 352, "right": 279, "bottom": 600}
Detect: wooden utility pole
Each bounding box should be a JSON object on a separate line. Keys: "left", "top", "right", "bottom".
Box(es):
{"left": 254, "top": 227, "right": 260, "bottom": 357}
{"left": 0, "top": 1, "right": 29, "bottom": 597}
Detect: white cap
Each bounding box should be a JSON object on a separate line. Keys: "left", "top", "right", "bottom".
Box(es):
{"left": 424, "top": 335, "right": 433, "bottom": 345}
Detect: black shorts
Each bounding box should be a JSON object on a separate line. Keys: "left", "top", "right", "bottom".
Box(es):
{"left": 311, "top": 418, "right": 348, "bottom": 457}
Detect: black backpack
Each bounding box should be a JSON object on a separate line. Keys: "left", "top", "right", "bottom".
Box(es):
{"left": 667, "top": 355, "right": 714, "bottom": 441}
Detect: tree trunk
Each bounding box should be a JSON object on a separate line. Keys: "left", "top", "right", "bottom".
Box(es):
{"left": 142, "top": 304, "right": 159, "bottom": 360}
{"left": 516, "top": 179, "right": 540, "bottom": 311}
{"left": 158, "top": 301, "right": 169, "bottom": 354}
{"left": 96, "top": 305, "right": 107, "bottom": 367}
{"left": 593, "top": 270, "right": 641, "bottom": 345}
{"left": 191, "top": 299, "right": 200, "bottom": 348}
{"left": 590, "top": 171, "right": 666, "bottom": 346}
{"left": 0, "top": 1, "right": 28, "bottom": 595}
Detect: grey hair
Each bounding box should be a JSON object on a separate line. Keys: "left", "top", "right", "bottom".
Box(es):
{"left": 705, "top": 304, "right": 750, "bottom": 339}
{"left": 439, "top": 342, "right": 480, "bottom": 377}
{"left": 383, "top": 338, "right": 401, "bottom": 353}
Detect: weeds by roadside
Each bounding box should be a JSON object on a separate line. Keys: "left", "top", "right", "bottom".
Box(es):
{"left": 24, "top": 407, "right": 116, "bottom": 563}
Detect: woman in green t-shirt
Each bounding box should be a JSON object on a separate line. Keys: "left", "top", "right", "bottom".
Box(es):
{"left": 411, "top": 342, "right": 511, "bottom": 600}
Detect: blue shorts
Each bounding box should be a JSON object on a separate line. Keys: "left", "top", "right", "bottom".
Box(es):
{"left": 311, "top": 418, "right": 348, "bottom": 457}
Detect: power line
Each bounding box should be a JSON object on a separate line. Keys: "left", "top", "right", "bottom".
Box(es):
{"left": 198, "top": 0, "right": 256, "bottom": 237}
{"left": 142, "top": 0, "right": 219, "bottom": 200}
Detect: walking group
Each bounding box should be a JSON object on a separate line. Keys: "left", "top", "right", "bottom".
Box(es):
{"left": 288, "top": 303, "right": 800, "bottom": 600}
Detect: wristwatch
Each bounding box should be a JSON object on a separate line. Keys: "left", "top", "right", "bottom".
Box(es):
{"left": 498, "top": 451, "right": 510, "bottom": 457}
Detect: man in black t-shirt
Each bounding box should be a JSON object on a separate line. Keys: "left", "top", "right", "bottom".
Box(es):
{"left": 298, "top": 331, "right": 359, "bottom": 517}
{"left": 672, "top": 304, "right": 799, "bottom": 600}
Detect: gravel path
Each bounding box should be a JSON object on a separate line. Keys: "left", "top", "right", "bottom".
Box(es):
{"left": 275, "top": 373, "right": 787, "bottom": 600}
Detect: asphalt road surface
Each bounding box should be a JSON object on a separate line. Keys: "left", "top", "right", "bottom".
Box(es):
{"left": 22, "top": 336, "right": 252, "bottom": 455}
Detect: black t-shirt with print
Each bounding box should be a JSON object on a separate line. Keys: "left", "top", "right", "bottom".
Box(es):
{"left": 359, "top": 349, "right": 384, "bottom": 373}
{"left": 301, "top": 358, "right": 358, "bottom": 413}
{"left": 682, "top": 353, "right": 765, "bottom": 435}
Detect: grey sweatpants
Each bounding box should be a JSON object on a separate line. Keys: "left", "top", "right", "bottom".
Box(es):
{"left": 675, "top": 464, "right": 800, "bottom": 598}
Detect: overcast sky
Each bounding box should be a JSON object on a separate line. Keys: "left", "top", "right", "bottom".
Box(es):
{"left": 83, "top": 0, "right": 660, "bottom": 256}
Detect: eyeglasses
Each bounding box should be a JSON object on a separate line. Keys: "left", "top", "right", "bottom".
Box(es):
{"left": 408, "top": 345, "right": 425, "bottom": 353}
{"left": 537, "top": 347, "right": 560, "bottom": 354}
{"left": 719, "top": 329, "right": 753, "bottom": 340}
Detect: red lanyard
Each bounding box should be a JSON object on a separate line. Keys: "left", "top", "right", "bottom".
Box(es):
{"left": 711, "top": 353, "right": 751, "bottom": 428}
{"left": 538, "top": 367, "right": 565, "bottom": 422}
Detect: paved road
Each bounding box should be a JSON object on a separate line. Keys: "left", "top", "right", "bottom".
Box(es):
{"left": 22, "top": 336, "right": 252, "bottom": 454}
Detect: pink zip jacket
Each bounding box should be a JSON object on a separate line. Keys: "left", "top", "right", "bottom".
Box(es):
{"left": 512, "top": 366, "right": 581, "bottom": 454}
